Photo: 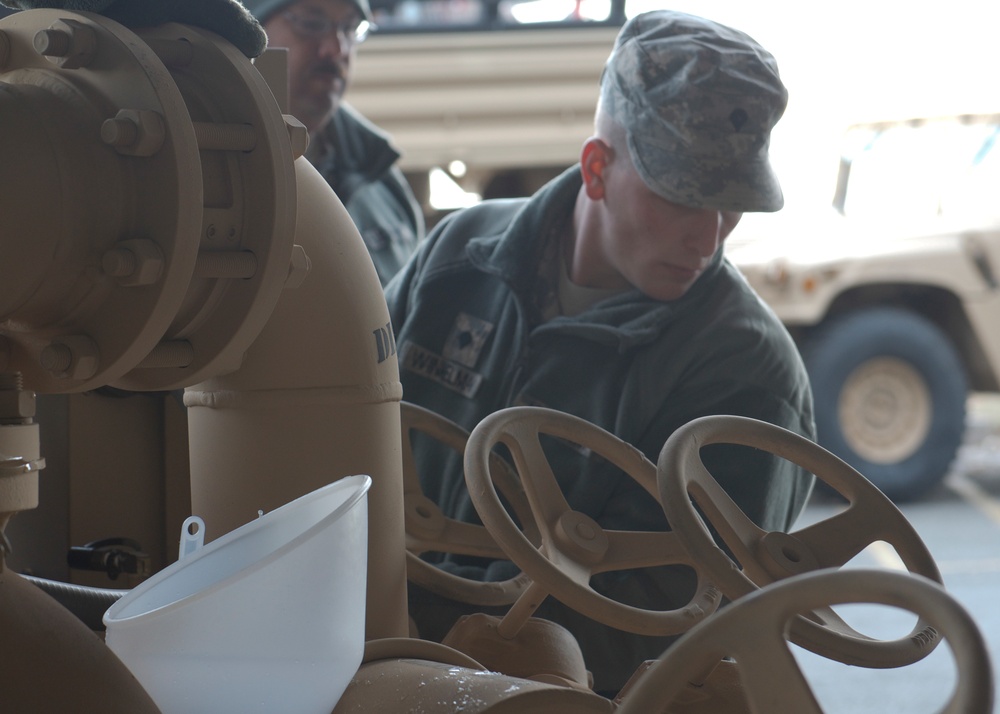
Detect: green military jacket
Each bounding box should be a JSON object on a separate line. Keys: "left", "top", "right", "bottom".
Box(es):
{"left": 386, "top": 166, "right": 815, "bottom": 691}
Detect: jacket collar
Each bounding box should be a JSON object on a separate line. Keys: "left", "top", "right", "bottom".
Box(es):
{"left": 310, "top": 103, "right": 401, "bottom": 181}
{"left": 466, "top": 165, "right": 727, "bottom": 316}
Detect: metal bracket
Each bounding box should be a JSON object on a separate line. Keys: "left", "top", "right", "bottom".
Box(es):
{"left": 67, "top": 537, "right": 150, "bottom": 580}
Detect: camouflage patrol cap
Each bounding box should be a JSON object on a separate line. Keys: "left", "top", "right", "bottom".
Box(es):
{"left": 600, "top": 10, "right": 787, "bottom": 212}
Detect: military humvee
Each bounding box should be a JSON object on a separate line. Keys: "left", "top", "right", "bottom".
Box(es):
{"left": 729, "top": 113, "right": 1000, "bottom": 501}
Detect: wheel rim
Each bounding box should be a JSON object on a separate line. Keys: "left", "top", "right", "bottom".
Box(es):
{"left": 837, "top": 356, "right": 932, "bottom": 464}
{"left": 657, "top": 414, "right": 944, "bottom": 668}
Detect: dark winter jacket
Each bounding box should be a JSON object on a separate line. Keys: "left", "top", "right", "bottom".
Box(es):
{"left": 312, "top": 104, "right": 423, "bottom": 285}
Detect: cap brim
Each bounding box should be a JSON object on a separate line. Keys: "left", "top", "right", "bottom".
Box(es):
{"left": 629, "top": 134, "right": 784, "bottom": 213}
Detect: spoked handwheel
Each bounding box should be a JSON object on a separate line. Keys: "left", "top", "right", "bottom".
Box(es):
{"left": 616, "top": 569, "right": 993, "bottom": 714}
{"left": 657, "top": 414, "right": 943, "bottom": 667}
{"left": 400, "top": 402, "right": 533, "bottom": 607}
{"left": 464, "top": 406, "right": 721, "bottom": 638}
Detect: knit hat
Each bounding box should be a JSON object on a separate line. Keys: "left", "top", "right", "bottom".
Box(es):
{"left": 600, "top": 10, "right": 787, "bottom": 212}
{"left": 241, "top": 0, "right": 373, "bottom": 24}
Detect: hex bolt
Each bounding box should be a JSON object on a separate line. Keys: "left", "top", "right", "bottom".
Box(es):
{"left": 0, "top": 372, "right": 22, "bottom": 391}
{"left": 101, "top": 109, "right": 165, "bottom": 157}
{"left": 101, "top": 117, "right": 139, "bottom": 149}
{"left": 33, "top": 28, "right": 71, "bottom": 57}
{"left": 39, "top": 343, "right": 72, "bottom": 374}
{"left": 101, "top": 239, "right": 164, "bottom": 286}
{"left": 39, "top": 335, "right": 100, "bottom": 380}
{"left": 33, "top": 19, "right": 97, "bottom": 70}
{"left": 0, "top": 372, "right": 36, "bottom": 423}
{"left": 101, "top": 247, "right": 138, "bottom": 278}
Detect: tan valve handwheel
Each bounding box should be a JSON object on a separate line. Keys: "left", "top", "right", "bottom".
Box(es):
{"left": 657, "top": 415, "right": 943, "bottom": 667}
{"left": 616, "top": 569, "right": 994, "bottom": 714}
{"left": 464, "top": 406, "right": 721, "bottom": 637}
{"left": 401, "top": 402, "right": 534, "bottom": 607}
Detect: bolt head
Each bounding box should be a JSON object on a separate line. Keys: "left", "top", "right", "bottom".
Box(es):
{"left": 40, "top": 336, "right": 100, "bottom": 381}
{"left": 0, "top": 390, "right": 36, "bottom": 420}
{"left": 34, "top": 19, "right": 96, "bottom": 70}
{"left": 109, "top": 239, "right": 164, "bottom": 286}
{"left": 104, "top": 109, "right": 165, "bottom": 157}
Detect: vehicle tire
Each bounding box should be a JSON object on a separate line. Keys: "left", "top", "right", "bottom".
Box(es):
{"left": 800, "top": 307, "right": 967, "bottom": 503}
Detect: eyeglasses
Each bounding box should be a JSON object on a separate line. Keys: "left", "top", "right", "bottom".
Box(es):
{"left": 282, "top": 11, "right": 372, "bottom": 45}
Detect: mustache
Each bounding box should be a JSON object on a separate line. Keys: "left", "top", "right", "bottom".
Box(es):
{"left": 311, "top": 62, "right": 345, "bottom": 80}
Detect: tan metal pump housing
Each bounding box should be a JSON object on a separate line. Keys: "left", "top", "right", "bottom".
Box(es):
{"left": 0, "top": 8, "right": 623, "bottom": 712}
{"left": 0, "top": 7, "right": 411, "bottom": 709}
{"left": 0, "top": 8, "right": 994, "bottom": 714}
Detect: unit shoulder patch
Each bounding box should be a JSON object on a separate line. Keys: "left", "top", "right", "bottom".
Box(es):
{"left": 443, "top": 313, "right": 494, "bottom": 368}
{"left": 400, "top": 341, "right": 484, "bottom": 398}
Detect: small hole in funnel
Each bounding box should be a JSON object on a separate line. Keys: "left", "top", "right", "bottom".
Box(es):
{"left": 187, "top": 521, "right": 201, "bottom": 536}
{"left": 782, "top": 547, "right": 802, "bottom": 563}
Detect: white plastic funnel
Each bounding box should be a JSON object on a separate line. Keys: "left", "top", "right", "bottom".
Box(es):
{"left": 104, "top": 474, "right": 371, "bottom": 714}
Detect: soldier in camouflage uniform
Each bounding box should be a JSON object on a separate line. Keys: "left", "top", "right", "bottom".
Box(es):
{"left": 386, "top": 10, "right": 816, "bottom": 694}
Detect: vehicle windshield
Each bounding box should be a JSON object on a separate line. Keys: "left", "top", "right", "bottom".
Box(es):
{"left": 835, "top": 115, "right": 1000, "bottom": 222}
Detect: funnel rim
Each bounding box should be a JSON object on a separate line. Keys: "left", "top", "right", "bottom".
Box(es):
{"left": 103, "top": 474, "right": 371, "bottom": 627}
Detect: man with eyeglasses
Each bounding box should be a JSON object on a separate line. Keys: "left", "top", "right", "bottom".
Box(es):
{"left": 244, "top": 0, "right": 424, "bottom": 285}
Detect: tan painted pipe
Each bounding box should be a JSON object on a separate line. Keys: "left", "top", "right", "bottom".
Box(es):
{"left": 185, "top": 158, "right": 409, "bottom": 640}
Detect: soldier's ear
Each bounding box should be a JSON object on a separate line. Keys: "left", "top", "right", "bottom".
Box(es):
{"left": 579, "top": 137, "right": 612, "bottom": 200}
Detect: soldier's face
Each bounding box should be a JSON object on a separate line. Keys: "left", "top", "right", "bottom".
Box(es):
{"left": 575, "top": 137, "right": 742, "bottom": 302}
{"left": 607, "top": 164, "right": 741, "bottom": 300}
